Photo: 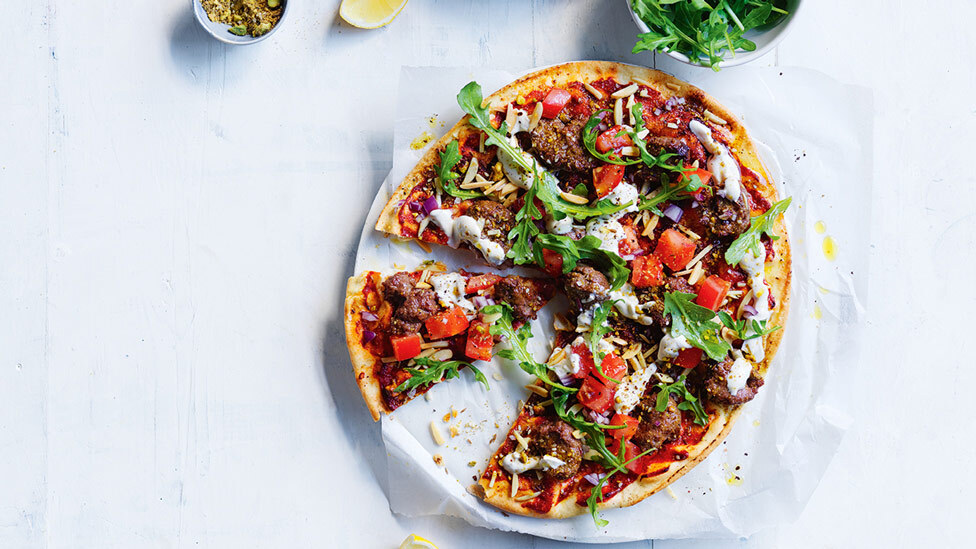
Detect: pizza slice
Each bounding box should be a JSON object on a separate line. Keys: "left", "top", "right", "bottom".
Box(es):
{"left": 344, "top": 263, "right": 555, "bottom": 420}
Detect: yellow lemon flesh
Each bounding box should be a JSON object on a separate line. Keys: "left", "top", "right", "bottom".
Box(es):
{"left": 399, "top": 534, "right": 438, "bottom": 549}
{"left": 339, "top": 0, "right": 409, "bottom": 29}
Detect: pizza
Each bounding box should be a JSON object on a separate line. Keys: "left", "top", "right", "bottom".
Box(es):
{"left": 344, "top": 61, "right": 791, "bottom": 523}
{"left": 345, "top": 264, "right": 555, "bottom": 420}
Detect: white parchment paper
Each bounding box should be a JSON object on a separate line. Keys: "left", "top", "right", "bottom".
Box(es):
{"left": 353, "top": 65, "right": 873, "bottom": 542}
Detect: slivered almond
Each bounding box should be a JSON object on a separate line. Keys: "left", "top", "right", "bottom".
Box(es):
{"left": 632, "top": 76, "right": 652, "bottom": 88}
{"left": 418, "top": 348, "right": 438, "bottom": 359}
{"left": 547, "top": 347, "right": 567, "bottom": 365}
{"left": 704, "top": 109, "right": 728, "bottom": 125}
{"left": 460, "top": 179, "right": 491, "bottom": 190}
{"left": 665, "top": 82, "right": 681, "bottom": 92}
{"left": 515, "top": 491, "right": 543, "bottom": 502}
{"left": 479, "top": 133, "right": 486, "bottom": 153}
{"left": 417, "top": 216, "right": 431, "bottom": 237}
{"left": 560, "top": 191, "right": 589, "bottom": 204}
{"left": 430, "top": 421, "right": 446, "bottom": 446}
{"left": 611, "top": 83, "right": 639, "bottom": 99}
{"left": 525, "top": 384, "right": 548, "bottom": 398}
{"left": 625, "top": 95, "right": 636, "bottom": 125}
{"left": 381, "top": 356, "right": 398, "bottom": 363}
{"left": 619, "top": 146, "right": 639, "bottom": 157}
{"left": 505, "top": 104, "right": 516, "bottom": 131}
{"left": 627, "top": 356, "right": 641, "bottom": 372}
{"left": 613, "top": 98, "right": 623, "bottom": 125}
{"left": 489, "top": 470, "right": 498, "bottom": 488}
{"left": 569, "top": 403, "right": 583, "bottom": 415}
{"left": 462, "top": 158, "right": 479, "bottom": 185}
{"left": 621, "top": 346, "right": 640, "bottom": 360}
{"left": 513, "top": 431, "right": 530, "bottom": 451}
{"left": 583, "top": 82, "right": 605, "bottom": 100}
{"left": 529, "top": 102, "right": 543, "bottom": 130}
{"left": 572, "top": 429, "right": 585, "bottom": 440}
{"left": 688, "top": 261, "right": 705, "bottom": 285}
{"left": 415, "top": 281, "right": 431, "bottom": 289}
{"left": 607, "top": 336, "right": 628, "bottom": 346}
{"left": 684, "top": 244, "right": 714, "bottom": 271}
{"left": 553, "top": 313, "right": 573, "bottom": 332}
{"left": 639, "top": 89, "right": 650, "bottom": 98}
{"left": 503, "top": 193, "right": 517, "bottom": 207}
{"left": 666, "top": 122, "right": 679, "bottom": 129}
{"left": 642, "top": 214, "right": 660, "bottom": 237}
{"left": 420, "top": 340, "right": 449, "bottom": 350}
{"left": 432, "top": 349, "right": 453, "bottom": 361}
{"left": 678, "top": 225, "right": 702, "bottom": 241}
{"left": 511, "top": 473, "right": 519, "bottom": 498}
{"left": 737, "top": 290, "right": 755, "bottom": 318}
{"left": 474, "top": 173, "right": 488, "bottom": 183}
{"left": 635, "top": 128, "right": 649, "bottom": 140}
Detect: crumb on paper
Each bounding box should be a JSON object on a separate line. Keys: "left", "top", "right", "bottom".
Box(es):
{"left": 432, "top": 454, "right": 444, "bottom": 466}
{"left": 753, "top": 419, "right": 761, "bottom": 427}
{"left": 450, "top": 424, "right": 459, "bottom": 438}
{"left": 666, "top": 486, "right": 678, "bottom": 500}
{"left": 410, "top": 131, "right": 434, "bottom": 150}
{"left": 468, "top": 461, "right": 477, "bottom": 467}
{"left": 492, "top": 372, "right": 504, "bottom": 381}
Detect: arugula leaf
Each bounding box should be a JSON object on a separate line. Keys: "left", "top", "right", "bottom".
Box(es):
{"left": 717, "top": 311, "right": 781, "bottom": 341}
{"left": 581, "top": 110, "right": 641, "bottom": 166}
{"left": 588, "top": 301, "right": 619, "bottom": 382}
{"left": 393, "top": 357, "right": 489, "bottom": 394}
{"left": 630, "top": 0, "right": 789, "bottom": 71}
{"left": 724, "top": 197, "right": 791, "bottom": 265}
{"left": 482, "top": 303, "right": 575, "bottom": 391}
{"left": 532, "top": 234, "right": 631, "bottom": 291}
{"left": 663, "top": 291, "right": 731, "bottom": 361}
{"left": 506, "top": 160, "right": 543, "bottom": 264}
{"left": 636, "top": 169, "right": 706, "bottom": 216}
{"left": 436, "top": 140, "right": 483, "bottom": 200}
{"left": 456, "top": 82, "right": 630, "bottom": 221}
{"left": 655, "top": 373, "right": 709, "bottom": 426}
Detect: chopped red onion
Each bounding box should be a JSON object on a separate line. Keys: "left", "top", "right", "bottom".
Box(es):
{"left": 408, "top": 200, "right": 423, "bottom": 212}
{"left": 472, "top": 295, "right": 488, "bottom": 309}
{"left": 691, "top": 200, "right": 700, "bottom": 209}
{"left": 621, "top": 254, "right": 636, "bottom": 262}
{"left": 422, "top": 196, "right": 439, "bottom": 215}
{"left": 742, "top": 304, "right": 759, "bottom": 318}
{"left": 362, "top": 330, "right": 376, "bottom": 343}
{"left": 485, "top": 297, "right": 495, "bottom": 306}
{"left": 360, "top": 310, "right": 379, "bottom": 322}
{"left": 557, "top": 372, "right": 574, "bottom": 386}
{"left": 583, "top": 473, "right": 606, "bottom": 486}
{"left": 663, "top": 204, "right": 684, "bottom": 223}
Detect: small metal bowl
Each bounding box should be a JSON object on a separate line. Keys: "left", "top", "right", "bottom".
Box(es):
{"left": 192, "top": 0, "right": 288, "bottom": 45}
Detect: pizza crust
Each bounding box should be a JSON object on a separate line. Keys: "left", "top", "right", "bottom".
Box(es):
{"left": 344, "top": 272, "right": 388, "bottom": 422}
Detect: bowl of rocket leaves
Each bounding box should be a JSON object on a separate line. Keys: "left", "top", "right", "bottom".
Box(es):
{"left": 627, "top": 0, "right": 801, "bottom": 71}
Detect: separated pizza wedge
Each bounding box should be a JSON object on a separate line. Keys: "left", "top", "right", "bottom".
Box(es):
{"left": 344, "top": 264, "right": 555, "bottom": 420}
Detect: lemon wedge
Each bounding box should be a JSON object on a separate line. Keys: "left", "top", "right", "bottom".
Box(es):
{"left": 339, "top": 0, "right": 409, "bottom": 29}
{"left": 399, "top": 534, "right": 438, "bottom": 549}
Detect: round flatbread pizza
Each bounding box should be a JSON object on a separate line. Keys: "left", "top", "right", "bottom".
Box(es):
{"left": 345, "top": 61, "right": 791, "bottom": 523}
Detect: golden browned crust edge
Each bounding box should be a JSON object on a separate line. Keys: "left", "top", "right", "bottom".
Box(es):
{"left": 460, "top": 62, "right": 791, "bottom": 518}
{"left": 344, "top": 272, "right": 387, "bottom": 422}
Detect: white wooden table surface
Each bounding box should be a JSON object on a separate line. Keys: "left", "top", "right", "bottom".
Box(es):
{"left": 3, "top": 1, "right": 973, "bottom": 547}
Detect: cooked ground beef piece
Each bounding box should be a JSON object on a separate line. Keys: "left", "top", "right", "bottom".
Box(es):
{"left": 529, "top": 116, "right": 597, "bottom": 173}
{"left": 382, "top": 273, "right": 440, "bottom": 335}
{"left": 703, "top": 358, "right": 764, "bottom": 405}
{"left": 639, "top": 276, "right": 698, "bottom": 327}
{"left": 526, "top": 419, "right": 583, "bottom": 480}
{"left": 563, "top": 264, "right": 610, "bottom": 312}
{"left": 465, "top": 199, "right": 516, "bottom": 248}
{"left": 632, "top": 391, "right": 682, "bottom": 451}
{"left": 493, "top": 276, "right": 547, "bottom": 323}
{"left": 703, "top": 191, "right": 751, "bottom": 238}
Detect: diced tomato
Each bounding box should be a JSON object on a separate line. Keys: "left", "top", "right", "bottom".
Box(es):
{"left": 696, "top": 275, "right": 732, "bottom": 311}
{"left": 593, "top": 353, "right": 627, "bottom": 386}
{"left": 609, "top": 414, "right": 639, "bottom": 440}
{"left": 541, "top": 248, "right": 564, "bottom": 276}
{"left": 578, "top": 375, "right": 615, "bottom": 414}
{"left": 592, "top": 164, "right": 625, "bottom": 198}
{"left": 390, "top": 334, "right": 422, "bottom": 361}
{"left": 464, "top": 319, "right": 494, "bottom": 362}
{"left": 569, "top": 342, "right": 594, "bottom": 379}
{"left": 617, "top": 224, "right": 642, "bottom": 257}
{"left": 680, "top": 166, "right": 713, "bottom": 188}
{"left": 630, "top": 255, "right": 664, "bottom": 288}
{"left": 541, "top": 88, "right": 572, "bottom": 118}
{"left": 716, "top": 259, "right": 747, "bottom": 285}
{"left": 653, "top": 228, "right": 696, "bottom": 271}
{"left": 673, "top": 347, "right": 703, "bottom": 370}
{"left": 424, "top": 306, "right": 470, "bottom": 340}
{"left": 465, "top": 273, "right": 501, "bottom": 294}
{"left": 607, "top": 438, "right": 648, "bottom": 474}
{"left": 595, "top": 125, "right": 633, "bottom": 154}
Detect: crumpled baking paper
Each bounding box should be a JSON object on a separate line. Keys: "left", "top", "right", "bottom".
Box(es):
{"left": 352, "top": 65, "right": 872, "bottom": 542}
